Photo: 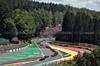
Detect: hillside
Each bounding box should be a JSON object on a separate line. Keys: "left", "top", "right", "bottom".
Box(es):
{"left": 0, "top": 0, "right": 100, "bottom": 40}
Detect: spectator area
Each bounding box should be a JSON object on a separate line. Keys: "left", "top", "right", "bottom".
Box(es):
{"left": 41, "top": 25, "right": 62, "bottom": 37}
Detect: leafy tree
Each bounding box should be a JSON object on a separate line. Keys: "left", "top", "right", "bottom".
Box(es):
{"left": 11, "top": 9, "right": 36, "bottom": 39}
{"left": 75, "top": 48, "right": 100, "bottom": 66}
{"left": 3, "top": 18, "right": 18, "bottom": 40}
{"left": 1, "top": 0, "right": 100, "bottom": 42}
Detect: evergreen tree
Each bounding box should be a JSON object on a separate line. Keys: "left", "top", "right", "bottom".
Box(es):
{"left": 0, "top": 0, "right": 10, "bottom": 37}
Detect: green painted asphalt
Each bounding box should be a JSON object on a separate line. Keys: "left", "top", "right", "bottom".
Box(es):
{"left": 0, "top": 48, "right": 41, "bottom": 61}
{"left": 57, "top": 50, "right": 64, "bottom": 56}
{"left": 0, "top": 52, "right": 5, "bottom": 54}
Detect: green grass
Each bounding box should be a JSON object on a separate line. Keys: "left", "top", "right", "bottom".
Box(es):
{"left": 28, "top": 40, "right": 37, "bottom": 48}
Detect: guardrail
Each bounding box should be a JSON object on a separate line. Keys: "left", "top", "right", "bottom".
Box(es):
{"left": 52, "top": 41, "right": 98, "bottom": 49}
{"left": 0, "top": 43, "right": 27, "bottom": 53}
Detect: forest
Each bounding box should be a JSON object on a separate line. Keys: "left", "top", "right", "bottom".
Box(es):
{"left": 0, "top": 0, "right": 100, "bottom": 43}
{"left": 55, "top": 8, "right": 100, "bottom": 45}
{"left": 0, "top": 0, "right": 65, "bottom": 40}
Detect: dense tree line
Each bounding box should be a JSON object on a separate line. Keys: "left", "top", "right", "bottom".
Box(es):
{"left": 0, "top": 0, "right": 100, "bottom": 41}
{"left": 55, "top": 10, "right": 100, "bottom": 45}
{"left": 0, "top": 0, "right": 65, "bottom": 40}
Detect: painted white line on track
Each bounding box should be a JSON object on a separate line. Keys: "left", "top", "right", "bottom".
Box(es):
{"left": 34, "top": 41, "right": 45, "bottom": 57}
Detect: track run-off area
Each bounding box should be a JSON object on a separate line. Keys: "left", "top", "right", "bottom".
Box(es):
{"left": 0, "top": 38, "right": 93, "bottom": 66}
{"left": 0, "top": 48, "right": 41, "bottom": 61}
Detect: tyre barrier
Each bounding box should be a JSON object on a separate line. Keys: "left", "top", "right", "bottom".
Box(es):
{"left": 6, "top": 46, "right": 28, "bottom": 53}
{"left": 56, "top": 43, "right": 94, "bottom": 51}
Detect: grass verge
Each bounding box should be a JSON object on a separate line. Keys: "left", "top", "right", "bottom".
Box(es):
{"left": 28, "top": 40, "right": 37, "bottom": 48}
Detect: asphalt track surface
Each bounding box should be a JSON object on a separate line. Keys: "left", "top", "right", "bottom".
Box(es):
{"left": 48, "top": 40, "right": 91, "bottom": 53}
{"left": 0, "top": 48, "right": 29, "bottom": 57}
{"left": 0, "top": 40, "right": 91, "bottom": 66}
{"left": 18, "top": 41, "right": 62, "bottom": 66}
{"left": 19, "top": 40, "right": 91, "bottom": 66}
{"left": 49, "top": 44, "right": 91, "bottom": 53}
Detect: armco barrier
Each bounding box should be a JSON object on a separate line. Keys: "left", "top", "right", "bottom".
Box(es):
{"left": 0, "top": 43, "right": 28, "bottom": 53}
{"left": 56, "top": 43, "right": 94, "bottom": 51}
{"left": 54, "top": 41, "right": 98, "bottom": 49}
